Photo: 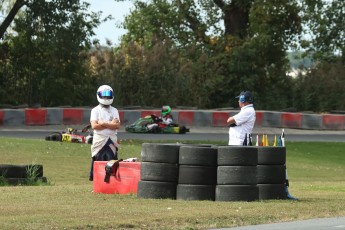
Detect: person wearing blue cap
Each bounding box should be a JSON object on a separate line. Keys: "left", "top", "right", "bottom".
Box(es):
{"left": 226, "top": 91, "right": 256, "bottom": 145}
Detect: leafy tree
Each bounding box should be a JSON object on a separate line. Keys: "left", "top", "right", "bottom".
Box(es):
{"left": 300, "top": 0, "right": 344, "bottom": 62}
{"left": 0, "top": 0, "right": 102, "bottom": 106}
{"left": 116, "top": 0, "right": 301, "bottom": 109}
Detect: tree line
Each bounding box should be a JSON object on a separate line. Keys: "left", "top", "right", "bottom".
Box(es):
{"left": 0, "top": 0, "right": 344, "bottom": 112}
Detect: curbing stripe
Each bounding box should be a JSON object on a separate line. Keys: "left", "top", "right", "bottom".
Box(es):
{"left": 322, "top": 114, "right": 345, "bottom": 130}
{"left": 263, "top": 111, "right": 282, "bottom": 128}
{"left": 194, "top": 111, "right": 212, "bottom": 127}
{"left": 25, "top": 108, "right": 47, "bottom": 125}
{"left": 302, "top": 114, "right": 322, "bottom": 130}
{"left": 0, "top": 110, "right": 4, "bottom": 126}
{"left": 281, "top": 112, "right": 302, "bottom": 129}
{"left": 1, "top": 108, "right": 345, "bottom": 130}
{"left": 46, "top": 108, "right": 63, "bottom": 125}
{"left": 63, "top": 108, "right": 83, "bottom": 125}
{"left": 178, "top": 111, "right": 194, "bottom": 126}
{"left": 3, "top": 109, "right": 25, "bottom": 126}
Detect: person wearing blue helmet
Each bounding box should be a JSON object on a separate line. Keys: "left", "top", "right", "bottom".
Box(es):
{"left": 89, "top": 85, "right": 120, "bottom": 181}
{"left": 226, "top": 91, "right": 256, "bottom": 145}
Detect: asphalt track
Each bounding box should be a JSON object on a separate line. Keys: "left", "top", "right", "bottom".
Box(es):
{"left": 1, "top": 125, "right": 344, "bottom": 229}
{"left": 0, "top": 125, "right": 345, "bottom": 142}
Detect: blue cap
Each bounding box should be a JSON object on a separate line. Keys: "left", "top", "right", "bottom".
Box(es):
{"left": 235, "top": 91, "right": 253, "bottom": 103}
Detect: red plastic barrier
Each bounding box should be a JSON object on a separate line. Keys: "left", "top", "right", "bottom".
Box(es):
{"left": 141, "top": 110, "right": 160, "bottom": 118}
{"left": 63, "top": 108, "right": 83, "bottom": 125}
{"left": 281, "top": 112, "right": 302, "bottom": 129}
{"left": 255, "top": 111, "right": 263, "bottom": 126}
{"left": 178, "top": 111, "right": 194, "bottom": 126}
{"left": 0, "top": 110, "right": 4, "bottom": 126}
{"left": 212, "top": 112, "right": 229, "bottom": 127}
{"left": 322, "top": 114, "right": 344, "bottom": 130}
{"left": 25, "top": 109, "right": 47, "bottom": 125}
{"left": 119, "top": 111, "right": 124, "bottom": 123}
{"left": 93, "top": 161, "right": 141, "bottom": 194}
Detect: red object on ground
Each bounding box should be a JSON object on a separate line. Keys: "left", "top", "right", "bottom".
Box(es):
{"left": 93, "top": 161, "right": 141, "bottom": 194}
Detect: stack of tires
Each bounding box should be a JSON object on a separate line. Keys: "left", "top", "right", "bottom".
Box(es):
{"left": 257, "top": 146, "right": 287, "bottom": 200}
{"left": 216, "top": 146, "right": 259, "bottom": 201}
{"left": 137, "top": 143, "right": 180, "bottom": 199}
{"left": 0, "top": 164, "right": 46, "bottom": 185}
{"left": 177, "top": 145, "right": 217, "bottom": 201}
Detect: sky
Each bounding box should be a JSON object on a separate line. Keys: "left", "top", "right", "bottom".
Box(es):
{"left": 86, "top": 0, "right": 134, "bottom": 45}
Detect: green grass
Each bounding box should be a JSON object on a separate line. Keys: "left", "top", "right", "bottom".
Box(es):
{"left": 0, "top": 137, "right": 344, "bottom": 230}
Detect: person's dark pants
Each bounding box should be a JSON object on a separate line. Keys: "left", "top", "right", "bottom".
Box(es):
{"left": 89, "top": 138, "right": 118, "bottom": 181}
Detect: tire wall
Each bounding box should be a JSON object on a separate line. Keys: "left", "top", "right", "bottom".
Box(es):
{"left": 177, "top": 145, "right": 217, "bottom": 201}
{"left": 138, "top": 143, "right": 179, "bottom": 199}
{"left": 257, "top": 146, "right": 287, "bottom": 200}
{"left": 216, "top": 146, "right": 259, "bottom": 202}
{"left": 137, "top": 144, "right": 288, "bottom": 201}
{"left": 0, "top": 164, "right": 46, "bottom": 185}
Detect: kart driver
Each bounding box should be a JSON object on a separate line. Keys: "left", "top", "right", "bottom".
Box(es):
{"left": 89, "top": 85, "right": 120, "bottom": 181}
{"left": 147, "top": 105, "right": 174, "bottom": 131}
{"left": 226, "top": 91, "right": 256, "bottom": 145}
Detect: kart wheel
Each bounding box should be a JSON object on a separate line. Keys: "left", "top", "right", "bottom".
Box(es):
{"left": 151, "top": 126, "right": 161, "bottom": 134}
{"left": 45, "top": 132, "right": 62, "bottom": 142}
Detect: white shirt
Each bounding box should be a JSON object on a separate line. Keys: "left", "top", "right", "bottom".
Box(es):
{"left": 228, "top": 104, "right": 256, "bottom": 145}
{"left": 90, "top": 105, "right": 120, "bottom": 136}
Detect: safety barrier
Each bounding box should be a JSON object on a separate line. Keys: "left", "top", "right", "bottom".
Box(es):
{"left": 0, "top": 108, "right": 344, "bottom": 130}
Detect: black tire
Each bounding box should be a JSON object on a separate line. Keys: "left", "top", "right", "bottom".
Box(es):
{"left": 176, "top": 184, "right": 215, "bottom": 201}
{"left": 140, "top": 162, "right": 178, "bottom": 182}
{"left": 178, "top": 165, "right": 217, "bottom": 185}
{"left": 258, "top": 184, "right": 287, "bottom": 200}
{"left": 4, "top": 177, "right": 47, "bottom": 185}
{"left": 217, "top": 146, "right": 258, "bottom": 166}
{"left": 0, "top": 164, "right": 43, "bottom": 178}
{"left": 217, "top": 166, "right": 257, "bottom": 185}
{"left": 257, "top": 147, "right": 286, "bottom": 165}
{"left": 137, "top": 180, "right": 177, "bottom": 199}
{"left": 141, "top": 143, "right": 180, "bottom": 164}
{"left": 45, "top": 132, "right": 62, "bottom": 141}
{"left": 257, "top": 165, "right": 285, "bottom": 184}
{"left": 215, "top": 185, "right": 259, "bottom": 202}
{"left": 179, "top": 145, "right": 217, "bottom": 166}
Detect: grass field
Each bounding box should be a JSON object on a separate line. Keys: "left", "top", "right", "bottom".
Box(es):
{"left": 0, "top": 137, "right": 344, "bottom": 230}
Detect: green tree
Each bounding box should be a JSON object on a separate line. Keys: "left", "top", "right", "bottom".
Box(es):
{"left": 115, "top": 0, "right": 301, "bottom": 109}
{"left": 0, "top": 0, "right": 102, "bottom": 106}
{"left": 300, "top": 0, "right": 344, "bottom": 62}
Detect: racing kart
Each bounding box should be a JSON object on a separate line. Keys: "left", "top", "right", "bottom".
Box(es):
{"left": 45, "top": 125, "right": 93, "bottom": 144}
{"left": 125, "top": 114, "right": 190, "bottom": 134}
